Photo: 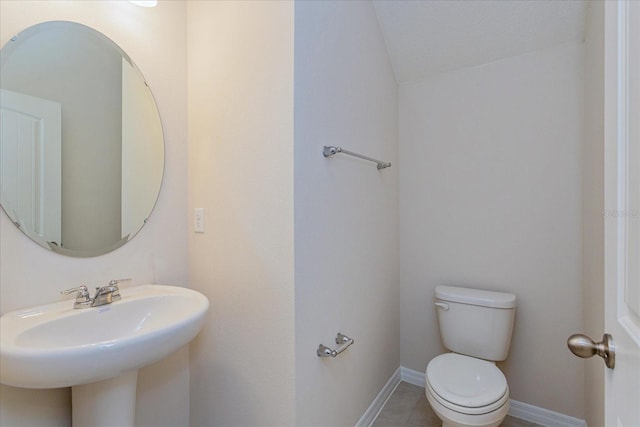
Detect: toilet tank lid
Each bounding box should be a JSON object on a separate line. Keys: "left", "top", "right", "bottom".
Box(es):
{"left": 435, "top": 286, "right": 517, "bottom": 308}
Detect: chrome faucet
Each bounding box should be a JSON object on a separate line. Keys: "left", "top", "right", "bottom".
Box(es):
{"left": 92, "top": 280, "right": 123, "bottom": 306}
{"left": 61, "top": 278, "right": 130, "bottom": 309}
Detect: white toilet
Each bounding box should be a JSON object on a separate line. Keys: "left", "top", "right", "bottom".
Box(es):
{"left": 425, "top": 286, "right": 517, "bottom": 427}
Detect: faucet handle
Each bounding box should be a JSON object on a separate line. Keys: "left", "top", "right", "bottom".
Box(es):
{"left": 61, "top": 285, "right": 89, "bottom": 296}
{"left": 99, "top": 278, "right": 130, "bottom": 296}
{"left": 61, "top": 285, "right": 91, "bottom": 307}
{"left": 108, "top": 278, "right": 131, "bottom": 286}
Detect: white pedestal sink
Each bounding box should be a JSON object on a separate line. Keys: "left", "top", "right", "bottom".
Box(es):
{"left": 0, "top": 284, "right": 209, "bottom": 427}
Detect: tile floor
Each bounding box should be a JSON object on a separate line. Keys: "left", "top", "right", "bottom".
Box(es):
{"left": 371, "top": 382, "right": 542, "bottom": 427}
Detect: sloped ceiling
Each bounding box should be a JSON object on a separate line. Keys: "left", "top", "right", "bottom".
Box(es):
{"left": 372, "top": 0, "right": 587, "bottom": 83}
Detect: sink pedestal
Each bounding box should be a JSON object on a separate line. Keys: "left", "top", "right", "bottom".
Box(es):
{"left": 72, "top": 371, "right": 138, "bottom": 427}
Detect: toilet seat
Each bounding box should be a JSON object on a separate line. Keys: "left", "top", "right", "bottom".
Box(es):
{"left": 426, "top": 378, "right": 508, "bottom": 416}
{"left": 426, "top": 353, "right": 509, "bottom": 414}
{"left": 425, "top": 385, "right": 509, "bottom": 427}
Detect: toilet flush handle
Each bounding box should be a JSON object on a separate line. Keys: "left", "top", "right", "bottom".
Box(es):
{"left": 434, "top": 302, "right": 449, "bottom": 311}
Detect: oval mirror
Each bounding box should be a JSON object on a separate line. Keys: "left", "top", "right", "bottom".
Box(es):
{"left": 0, "top": 21, "right": 164, "bottom": 257}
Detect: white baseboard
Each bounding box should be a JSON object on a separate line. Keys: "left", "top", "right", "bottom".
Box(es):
{"left": 400, "top": 365, "right": 425, "bottom": 387}
{"left": 395, "top": 367, "right": 587, "bottom": 427}
{"left": 508, "top": 400, "right": 587, "bottom": 427}
{"left": 355, "top": 367, "right": 401, "bottom": 427}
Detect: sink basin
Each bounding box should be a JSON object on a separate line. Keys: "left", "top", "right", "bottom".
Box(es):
{"left": 0, "top": 284, "right": 209, "bottom": 389}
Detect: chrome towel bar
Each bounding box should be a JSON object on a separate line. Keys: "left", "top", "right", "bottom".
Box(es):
{"left": 317, "top": 333, "right": 354, "bottom": 357}
{"left": 323, "top": 146, "right": 391, "bottom": 170}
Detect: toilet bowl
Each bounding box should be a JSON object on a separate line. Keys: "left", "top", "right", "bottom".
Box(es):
{"left": 426, "top": 286, "right": 517, "bottom": 427}
{"left": 425, "top": 353, "right": 509, "bottom": 427}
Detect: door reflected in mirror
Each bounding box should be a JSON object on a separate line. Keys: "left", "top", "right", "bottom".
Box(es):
{"left": 0, "top": 21, "right": 164, "bottom": 257}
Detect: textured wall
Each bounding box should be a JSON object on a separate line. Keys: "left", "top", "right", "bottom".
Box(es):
{"left": 187, "top": 1, "right": 296, "bottom": 425}
{"left": 293, "top": 1, "right": 400, "bottom": 425}
{"left": 399, "top": 42, "right": 585, "bottom": 418}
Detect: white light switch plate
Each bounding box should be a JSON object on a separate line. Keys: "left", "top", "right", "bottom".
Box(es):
{"left": 194, "top": 208, "right": 205, "bottom": 233}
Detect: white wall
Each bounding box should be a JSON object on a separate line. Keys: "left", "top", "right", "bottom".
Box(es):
{"left": 399, "top": 42, "right": 585, "bottom": 418}
{"left": 0, "top": 1, "right": 189, "bottom": 426}
{"left": 582, "top": 2, "right": 605, "bottom": 426}
{"left": 187, "top": 1, "right": 296, "bottom": 426}
{"left": 293, "top": 1, "right": 399, "bottom": 425}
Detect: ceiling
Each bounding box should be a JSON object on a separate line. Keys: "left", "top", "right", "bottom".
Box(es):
{"left": 372, "top": 0, "right": 587, "bottom": 83}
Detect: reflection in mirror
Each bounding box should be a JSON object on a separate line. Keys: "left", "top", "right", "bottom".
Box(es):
{"left": 0, "top": 21, "right": 164, "bottom": 257}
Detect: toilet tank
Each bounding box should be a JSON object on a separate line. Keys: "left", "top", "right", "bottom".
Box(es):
{"left": 435, "top": 286, "right": 517, "bottom": 361}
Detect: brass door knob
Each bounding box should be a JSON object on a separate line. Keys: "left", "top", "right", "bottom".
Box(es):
{"left": 567, "top": 333, "right": 615, "bottom": 369}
